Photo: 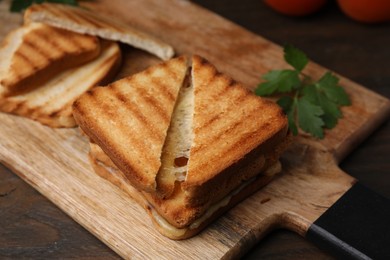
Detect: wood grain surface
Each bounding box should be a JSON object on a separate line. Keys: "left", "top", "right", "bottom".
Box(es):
{"left": 0, "top": 0, "right": 389, "bottom": 259}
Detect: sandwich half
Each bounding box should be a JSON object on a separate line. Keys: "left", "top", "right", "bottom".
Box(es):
{"left": 0, "top": 21, "right": 121, "bottom": 127}
{"left": 0, "top": 22, "right": 101, "bottom": 96}
{"left": 73, "top": 55, "right": 290, "bottom": 239}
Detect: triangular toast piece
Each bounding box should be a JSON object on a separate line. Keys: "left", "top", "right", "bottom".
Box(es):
{"left": 24, "top": 3, "right": 174, "bottom": 60}
{"left": 73, "top": 56, "right": 188, "bottom": 191}
{"left": 0, "top": 22, "right": 100, "bottom": 96}
{"left": 0, "top": 40, "right": 121, "bottom": 127}
{"left": 182, "top": 55, "right": 289, "bottom": 206}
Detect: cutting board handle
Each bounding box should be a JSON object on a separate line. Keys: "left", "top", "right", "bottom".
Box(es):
{"left": 306, "top": 182, "right": 390, "bottom": 259}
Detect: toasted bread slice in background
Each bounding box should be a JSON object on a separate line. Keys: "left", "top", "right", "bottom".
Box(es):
{"left": 24, "top": 3, "right": 174, "bottom": 60}
{"left": 73, "top": 56, "right": 189, "bottom": 191}
{"left": 0, "top": 40, "right": 121, "bottom": 128}
{"left": 88, "top": 142, "right": 281, "bottom": 239}
{"left": 0, "top": 22, "right": 100, "bottom": 96}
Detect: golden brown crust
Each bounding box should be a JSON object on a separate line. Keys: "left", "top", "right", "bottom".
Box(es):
{"left": 182, "top": 55, "right": 289, "bottom": 205}
{"left": 88, "top": 145, "right": 278, "bottom": 239}
{"left": 24, "top": 3, "right": 174, "bottom": 60}
{"left": 0, "top": 40, "right": 121, "bottom": 128}
{"left": 73, "top": 56, "right": 188, "bottom": 191}
{"left": 183, "top": 133, "right": 291, "bottom": 207}
{"left": 0, "top": 23, "right": 100, "bottom": 96}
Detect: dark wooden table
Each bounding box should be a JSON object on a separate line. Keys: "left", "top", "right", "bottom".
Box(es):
{"left": 0, "top": 0, "right": 389, "bottom": 259}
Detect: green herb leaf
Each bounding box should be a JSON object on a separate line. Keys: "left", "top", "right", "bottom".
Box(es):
{"left": 277, "top": 96, "right": 298, "bottom": 135}
{"left": 297, "top": 98, "right": 324, "bottom": 139}
{"left": 284, "top": 44, "right": 308, "bottom": 72}
{"left": 317, "top": 93, "right": 341, "bottom": 129}
{"left": 317, "top": 72, "right": 351, "bottom": 106}
{"left": 256, "top": 45, "right": 351, "bottom": 139}
{"left": 256, "top": 69, "right": 300, "bottom": 96}
{"left": 10, "top": 0, "right": 78, "bottom": 12}
{"left": 303, "top": 83, "right": 342, "bottom": 129}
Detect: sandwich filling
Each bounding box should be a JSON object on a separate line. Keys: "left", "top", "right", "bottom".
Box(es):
{"left": 137, "top": 161, "right": 280, "bottom": 239}
{"left": 157, "top": 69, "right": 194, "bottom": 196}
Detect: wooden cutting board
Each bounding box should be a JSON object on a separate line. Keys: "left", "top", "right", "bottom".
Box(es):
{"left": 0, "top": 0, "right": 389, "bottom": 259}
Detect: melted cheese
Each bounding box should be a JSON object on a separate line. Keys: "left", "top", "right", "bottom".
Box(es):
{"left": 150, "top": 161, "right": 282, "bottom": 236}
{"left": 96, "top": 152, "right": 281, "bottom": 238}
{"left": 149, "top": 176, "right": 257, "bottom": 237}
{"left": 150, "top": 208, "right": 188, "bottom": 238}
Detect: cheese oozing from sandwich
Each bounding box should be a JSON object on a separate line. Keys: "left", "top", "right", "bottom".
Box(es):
{"left": 149, "top": 161, "right": 281, "bottom": 238}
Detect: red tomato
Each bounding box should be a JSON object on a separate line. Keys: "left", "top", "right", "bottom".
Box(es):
{"left": 337, "top": 0, "right": 390, "bottom": 23}
{"left": 264, "top": 0, "right": 328, "bottom": 16}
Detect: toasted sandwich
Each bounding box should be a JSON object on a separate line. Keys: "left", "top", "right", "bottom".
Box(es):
{"left": 73, "top": 55, "right": 290, "bottom": 239}
{"left": 24, "top": 3, "right": 174, "bottom": 60}
{"left": 0, "top": 35, "right": 121, "bottom": 127}
{"left": 0, "top": 22, "right": 100, "bottom": 96}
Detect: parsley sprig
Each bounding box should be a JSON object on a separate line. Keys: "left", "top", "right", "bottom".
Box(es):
{"left": 256, "top": 45, "right": 351, "bottom": 139}
{"left": 10, "top": 0, "right": 78, "bottom": 12}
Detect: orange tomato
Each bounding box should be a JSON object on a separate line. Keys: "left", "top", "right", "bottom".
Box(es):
{"left": 337, "top": 0, "right": 390, "bottom": 23}
{"left": 264, "top": 0, "right": 328, "bottom": 16}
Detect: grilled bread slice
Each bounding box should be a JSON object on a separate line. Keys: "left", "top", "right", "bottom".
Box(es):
{"left": 0, "top": 22, "right": 100, "bottom": 96}
{"left": 0, "top": 40, "right": 121, "bottom": 127}
{"left": 73, "top": 56, "right": 189, "bottom": 191}
{"left": 181, "top": 55, "right": 289, "bottom": 207}
{"left": 89, "top": 142, "right": 282, "bottom": 239}
{"left": 24, "top": 3, "right": 174, "bottom": 60}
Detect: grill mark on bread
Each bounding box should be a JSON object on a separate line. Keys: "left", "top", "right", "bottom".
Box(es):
{"left": 191, "top": 92, "right": 269, "bottom": 157}
{"left": 22, "top": 37, "right": 53, "bottom": 65}
{"left": 46, "top": 4, "right": 119, "bottom": 32}
{"left": 76, "top": 13, "right": 105, "bottom": 29}
{"left": 111, "top": 87, "right": 163, "bottom": 142}
{"left": 79, "top": 9, "right": 122, "bottom": 32}
{"left": 190, "top": 119, "right": 243, "bottom": 156}
{"left": 13, "top": 48, "right": 36, "bottom": 74}
{"left": 45, "top": 4, "right": 74, "bottom": 22}
{"left": 75, "top": 96, "right": 155, "bottom": 176}
{"left": 63, "top": 8, "right": 106, "bottom": 29}
{"left": 90, "top": 89, "right": 161, "bottom": 169}
{"left": 151, "top": 78, "right": 175, "bottom": 103}
{"left": 132, "top": 86, "right": 170, "bottom": 124}
{"left": 195, "top": 85, "right": 252, "bottom": 133}
{"left": 62, "top": 8, "right": 88, "bottom": 25}
{"left": 192, "top": 122, "right": 272, "bottom": 173}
